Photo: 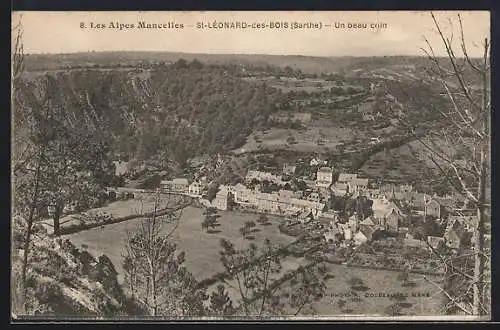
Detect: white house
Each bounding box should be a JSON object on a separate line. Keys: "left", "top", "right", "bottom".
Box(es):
{"left": 188, "top": 181, "right": 202, "bottom": 197}
{"left": 113, "top": 160, "right": 129, "bottom": 176}
{"left": 316, "top": 167, "right": 334, "bottom": 188}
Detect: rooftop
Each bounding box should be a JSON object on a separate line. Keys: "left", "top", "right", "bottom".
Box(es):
{"left": 338, "top": 173, "right": 358, "bottom": 182}
{"left": 173, "top": 178, "right": 189, "bottom": 185}
{"left": 333, "top": 182, "right": 348, "bottom": 189}
{"left": 351, "top": 178, "right": 369, "bottom": 186}
{"left": 360, "top": 217, "right": 376, "bottom": 226}
{"left": 233, "top": 183, "right": 247, "bottom": 191}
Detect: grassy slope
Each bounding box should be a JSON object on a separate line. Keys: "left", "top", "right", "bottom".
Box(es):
{"left": 235, "top": 127, "right": 355, "bottom": 154}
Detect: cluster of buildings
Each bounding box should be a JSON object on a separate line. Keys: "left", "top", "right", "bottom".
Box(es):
{"left": 230, "top": 184, "right": 325, "bottom": 219}
{"left": 160, "top": 172, "right": 326, "bottom": 220}
{"left": 331, "top": 173, "right": 369, "bottom": 195}
{"left": 245, "top": 170, "right": 285, "bottom": 185}
{"left": 158, "top": 163, "right": 483, "bottom": 253}
{"left": 324, "top": 178, "right": 480, "bottom": 252}
{"left": 160, "top": 178, "right": 203, "bottom": 197}
{"left": 322, "top": 195, "right": 407, "bottom": 247}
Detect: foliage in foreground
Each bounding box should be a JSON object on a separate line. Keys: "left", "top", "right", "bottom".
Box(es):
{"left": 11, "top": 225, "right": 142, "bottom": 317}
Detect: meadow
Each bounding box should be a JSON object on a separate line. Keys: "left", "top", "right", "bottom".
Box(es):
{"left": 65, "top": 204, "right": 445, "bottom": 316}
{"left": 43, "top": 194, "right": 182, "bottom": 231}
{"left": 311, "top": 265, "right": 445, "bottom": 316}
{"left": 65, "top": 206, "right": 295, "bottom": 282}
{"left": 234, "top": 127, "right": 356, "bottom": 155}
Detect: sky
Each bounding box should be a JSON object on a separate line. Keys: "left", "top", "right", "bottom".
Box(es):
{"left": 12, "top": 11, "right": 490, "bottom": 57}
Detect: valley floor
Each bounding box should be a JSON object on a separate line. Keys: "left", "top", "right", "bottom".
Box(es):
{"left": 65, "top": 205, "right": 445, "bottom": 316}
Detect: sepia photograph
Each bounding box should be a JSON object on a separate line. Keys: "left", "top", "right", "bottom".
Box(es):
{"left": 11, "top": 11, "right": 491, "bottom": 321}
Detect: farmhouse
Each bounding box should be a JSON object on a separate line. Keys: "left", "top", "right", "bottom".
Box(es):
{"left": 316, "top": 167, "right": 334, "bottom": 188}
{"left": 188, "top": 181, "right": 202, "bottom": 197}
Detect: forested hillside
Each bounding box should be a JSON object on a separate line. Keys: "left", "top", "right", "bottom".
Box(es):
{"left": 15, "top": 62, "right": 285, "bottom": 168}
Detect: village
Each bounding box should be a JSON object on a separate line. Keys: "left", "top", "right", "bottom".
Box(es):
{"left": 140, "top": 160, "right": 490, "bottom": 261}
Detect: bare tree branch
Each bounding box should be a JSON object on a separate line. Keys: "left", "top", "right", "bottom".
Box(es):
{"left": 457, "top": 14, "right": 483, "bottom": 73}
{"left": 423, "top": 276, "right": 472, "bottom": 315}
